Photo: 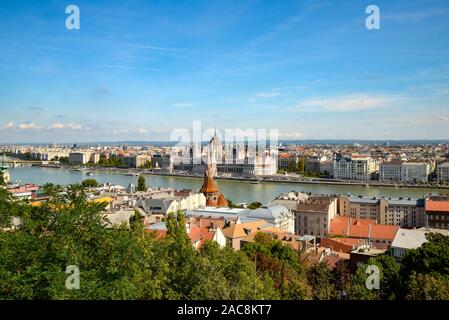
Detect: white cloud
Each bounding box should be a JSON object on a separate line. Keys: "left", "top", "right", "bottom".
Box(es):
{"left": 172, "top": 102, "right": 194, "bottom": 108}
{"left": 384, "top": 7, "right": 449, "bottom": 22}
{"left": 112, "top": 129, "right": 129, "bottom": 135}
{"left": 278, "top": 131, "right": 303, "bottom": 140}
{"left": 2, "top": 122, "right": 43, "bottom": 131}
{"left": 436, "top": 115, "right": 449, "bottom": 122}
{"left": 256, "top": 91, "right": 281, "bottom": 98}
{"left": 49, "top": 123, "right": 84, "bottom": 130}
{"left": 2, "top": 122, "right": 85, "bottom": 132}
{"left": 295, "top": 93, "right": 398, "bottom": 112}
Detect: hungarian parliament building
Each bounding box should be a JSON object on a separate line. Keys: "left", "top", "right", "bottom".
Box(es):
{"left": 163, "top": 134, "right": 278, "bottom": 177}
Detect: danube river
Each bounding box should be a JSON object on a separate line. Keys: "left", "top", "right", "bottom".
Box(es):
{"left": 9, "top": 166, "right": 447, "bottom": 204}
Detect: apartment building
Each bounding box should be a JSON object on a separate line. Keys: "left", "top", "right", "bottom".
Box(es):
{"left": 123, "top": 154, "right": 151, "bottom": 168}
{"left": 294, "top": 196, "right": 338, "bottom": 239}
{"left": 305, "top": 156, "right": 325, "bottom": 174}
{"left": 425, "top": 196, "right": 449, "bottom": 229}
{"left": 379, "top": 161, "right": 430, "bottom": 183}
{"left": 333, "top": 155, "right": 377, "bottom": 180}
{"left": 338, "top": 195, "right": 387, "bottom": 222}
{"left": 69, "top": 152, "right": 100, "bottom": 165}
{"left": 319, "top": 161, "right": 334, "bottom": 177}
{"left": 437, "top": 162, "right": 449, "bottom": 182}
{"left": 31, "top": 149, "right": 71, "bottom": 161}
{"left": 339, "top": 195, "right": 426, "bottom": 228}
{"left": 278, "top": 153, "right": 298, "bottom": 170}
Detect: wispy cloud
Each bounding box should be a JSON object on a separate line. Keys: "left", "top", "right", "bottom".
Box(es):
{"left": 172, "top": 102, "right": 195, "bottom": 108}
{"left": 93, "top": 64, "right": 163, "bottom": 72}
{"left": 255, "top": 90, "right": 282, "bottom": 98}
{"left": 123, "top": 44, "right": 181, "bottom": 52}
{"left": 138, "top": 127, "right": 149, "bottom": 134}
{"left": 26, "top": 106, "right": 44, "bottom": 112}
{"left": 120, "top": 55, "right": 158, "bottom": 61}
{"left": 248, "top": 1, "right": 327, "bottom": 47}
{"left": 2, "top": 122, "right": 87, "bottom": 132}
{"left": 384, "top": 7, "right": 449, "bottom": 22}
{"left": 3, "top": 122, "right": 43, "bottom": 131}
{"left": 49, "top": 123, "right": 85, "bottom": 130}
{"left": 294, "top": 93, "right": 400, "bottom": 112}
{"left": 436, "top": 115, "right": 449, "bottom": 122}
{"left": 278, "top": 131, "right": 304, "bottom": 140}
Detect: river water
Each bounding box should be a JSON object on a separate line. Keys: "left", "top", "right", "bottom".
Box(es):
{"left": 9, "top": 166, "right": 447, "bottom": 204}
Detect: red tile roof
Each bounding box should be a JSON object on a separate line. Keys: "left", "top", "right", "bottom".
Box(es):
{"left": 321, "top": 237, "right": 365, "bottom": 254}
{"left": 188, "top": 226, "right": 215, "bottom": 243}
{"left": 329, "top": 216, "right": 399, "bottom": 241}
{"left": 426, "top": 200, "right": 449, "bottom": 213}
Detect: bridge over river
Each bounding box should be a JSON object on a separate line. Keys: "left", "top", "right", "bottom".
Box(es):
{"left": 2, "top": 155, "right": 59, "bottom": 167}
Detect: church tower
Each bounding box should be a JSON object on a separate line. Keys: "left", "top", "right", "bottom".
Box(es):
{"left": 199, "top": 163, "right": 228, "bottom": 207}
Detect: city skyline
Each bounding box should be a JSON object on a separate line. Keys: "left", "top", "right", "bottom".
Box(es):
{"left": 1, "top": 0, "right": 449, "bottom": 143}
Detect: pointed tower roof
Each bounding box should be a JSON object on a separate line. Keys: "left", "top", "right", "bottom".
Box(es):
{"left": 217, "top": 194, "right": 229, "bottom": 207}
{"left": 209, "top": 128, "right": 221, "bottom": 147}
{"left": 200, "top": 164, "right": 219, "bottom": 194}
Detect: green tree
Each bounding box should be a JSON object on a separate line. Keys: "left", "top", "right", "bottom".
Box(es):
{"left": 405, "top": 272, "right": 449, "bottom": 300}
{"left": 348, "top": 254, "right": 400, "bottom": 300}
{"left": 227, "top": 199, "right": 243, "bottom": 208}
{"left": 81, "top": 179, "right": 98, "bottom": 188}
{"left": 247, "top": 201, "right": 262, "bottom": 210}
{"left": 137, "top": 175, "right": 146, "bottom": 192}
{"left": 306, "top": 262, "right": 337, "bottom": 299}
{"left": 401, "top": 233, "right": 449, "bottom": 278}
{"left": 0, "top": 183, "right": 162, "bottom": 299}
{"left": 298, "top": 158, "right": 306, "bottom": 175}
{"left": 242, "top": 232, "right": 311, "bottom": 299}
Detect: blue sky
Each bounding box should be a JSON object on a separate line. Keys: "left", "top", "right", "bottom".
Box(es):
{"left": 1, "top": 0, "right": 449, "bottom": 143}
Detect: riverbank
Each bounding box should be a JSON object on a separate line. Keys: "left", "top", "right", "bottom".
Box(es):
{"left": 36, "top": 164, "right": 449, "bottom": 191}
{"left": 10, "top": 166, "right": 446, "bottom": 203}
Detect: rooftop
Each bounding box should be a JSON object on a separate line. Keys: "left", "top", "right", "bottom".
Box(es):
{"left": 425, "top": 199, "right": 449, "bottom": 212}
{"left": 296, "top": 196, "right": 336, "bottom": 212}
{"left": 330, "top": 216, "right": 399, "bottom": 241}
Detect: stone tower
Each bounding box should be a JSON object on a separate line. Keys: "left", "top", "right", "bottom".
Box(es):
{"left": 199, "top": 163, "right": 228, "bottom": 207}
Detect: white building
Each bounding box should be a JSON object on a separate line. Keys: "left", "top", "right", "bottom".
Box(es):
{"left": 333, "top": 156, "right": 376, "bottom": 180}
{"left": 390, "top": 227, "right": 449, "bottom": 261}
{"left": 246, "top": 205, "right": 295, "bottom": 233}
{"left": 380, "top": 161, "right": 430, "bottom": 183}
{"left": 185, "top": 204, "right": 294, "bottom": 233}
{"left": 69, "top": 152, "right": 100, "bottom": 164}
{"left": 437, "top": 162, "right": 449, "bottom": 182}
{"left": 170, "top": 132, "right": 278, "bottom": 177}
{"left": 137, "top": 192, "right": 207, "bottom": 216}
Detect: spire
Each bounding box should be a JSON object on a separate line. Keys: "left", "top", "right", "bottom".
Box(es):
{"left": 199, "top": 163, "right": 228, "bottom": 208}
{"left": 200, "top": 163, "right": 219, "bottom": 194}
